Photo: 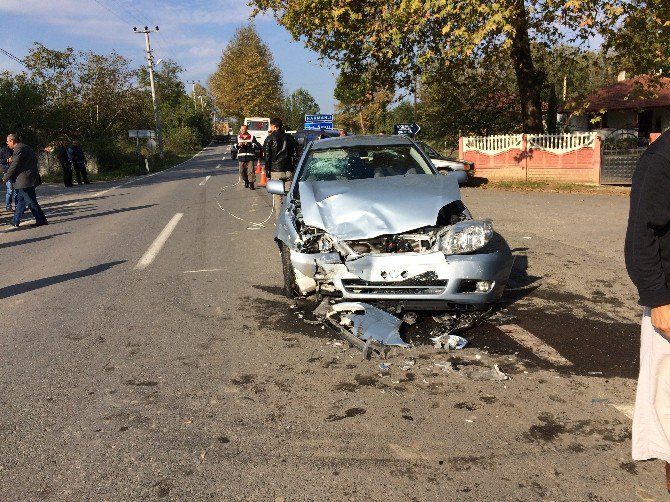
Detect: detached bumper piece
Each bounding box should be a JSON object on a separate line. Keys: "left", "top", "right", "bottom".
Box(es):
{"left": 324, "top": 302, "right": 409, "bottom": 359}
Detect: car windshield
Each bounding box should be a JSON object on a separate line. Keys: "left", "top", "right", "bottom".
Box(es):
{"left": 299, "top": 145, "right": 433, "bottom": 182}
{"left": 419, "top": 142, "right": 441, "bottom": 158}
{"left": 247, "top": 120, "right": 269, "bottom": 131}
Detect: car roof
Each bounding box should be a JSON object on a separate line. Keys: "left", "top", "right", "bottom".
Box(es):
{"left": 310, "top": 134, "right": 415, "bottom": 151}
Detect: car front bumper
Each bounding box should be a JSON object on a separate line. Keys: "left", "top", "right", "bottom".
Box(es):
{"left": 290, "top": 248, "right": 514, "bottom": 309}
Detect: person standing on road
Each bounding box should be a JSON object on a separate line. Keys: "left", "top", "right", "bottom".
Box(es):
{"left": 56, "top": 138, "right": 73, "bottom": 187}
{"left": 263, "top": 117, "right": 296, "bottom": 217}
{"left": 2, "top": 134, "right": 48, "bottom": 228}
{"left": 625, "top": 129, "right": 670, "bottom": 492}
{"left": 236, "top": 125, "right": 256, "bottom": 189}
{"left": 68, "top": 138, "right": 90, "bottom": 185}
{"left": 1, "top": 141, "right": 14, "bottom": 211}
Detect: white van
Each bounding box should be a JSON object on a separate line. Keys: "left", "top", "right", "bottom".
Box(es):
{"left": 244, "top": 117, "right": 271, "bottom": 145}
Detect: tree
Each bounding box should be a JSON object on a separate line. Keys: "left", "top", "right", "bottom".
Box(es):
{"left": 283, "top": 88, "right": 319, "bottom": 130}
{"left": 208, "top": 24, "right": 285, "bottom": 125}
{"left": 253, "top": 1, "right": 654, "bottom": 133}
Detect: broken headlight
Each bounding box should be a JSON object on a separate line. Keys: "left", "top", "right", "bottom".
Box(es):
{"left": 440, "top": 220, "right": 493, "bottom": 255}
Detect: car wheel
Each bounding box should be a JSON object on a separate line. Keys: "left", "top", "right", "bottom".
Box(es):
{"left": 280, "top": 243, "right": 300, "bottom": 298}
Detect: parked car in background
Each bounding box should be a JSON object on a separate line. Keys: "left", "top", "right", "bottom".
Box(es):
{"left": 266, "top": 135, "right": 513, "bottom": 312}
{"left": 292, "top": 129, "right": 341, "bottom": 159}
{"left": 417, "top": 141, "right": 475, "bottom": 185}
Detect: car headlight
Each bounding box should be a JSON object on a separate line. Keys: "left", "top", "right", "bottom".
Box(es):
{"left": 440, "top": 220, "right": 493, "bottom": 255}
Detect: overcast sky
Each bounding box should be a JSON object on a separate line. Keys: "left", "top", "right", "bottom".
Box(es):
{"left": 0, "top": 0, "right": 338, "bottom": 114}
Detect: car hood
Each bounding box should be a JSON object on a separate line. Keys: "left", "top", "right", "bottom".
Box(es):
{"left": 298, "top": 174, "right": 460, "bottom": 240}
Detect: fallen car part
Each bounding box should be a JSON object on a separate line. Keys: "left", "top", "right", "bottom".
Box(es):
{"left": 431, "top": 334, "right": 469, "bottom": 350}
{"left": 323, "top": 302, "right": 409, "bottom": 357}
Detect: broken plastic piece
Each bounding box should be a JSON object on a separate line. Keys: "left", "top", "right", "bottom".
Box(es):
{"left": 379, "top": 363, "right": 391, "bottom": 376}
{"left": 455, "top": 363, "right": 509, "bottom": 381}
{"left": 487, "top": 313, "right": 518, "bottom": 326}
{"left": 402, "top": 312, "right": 418, "bottom": 325}
{"left": 399, "top": 359, "right": 415, "bottom": 371}
{"left": 328, "top": 302, "right": 409, "bottom": 347}
{"left": 431, "top": 334, "right": 469, "bottom": 350}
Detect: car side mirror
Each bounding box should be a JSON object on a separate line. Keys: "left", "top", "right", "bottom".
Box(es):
{"left": 266, "top": 179, "right": 287, "bottom": 195}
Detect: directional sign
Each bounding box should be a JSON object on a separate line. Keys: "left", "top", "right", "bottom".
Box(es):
{"left": 394, "top": 123, "right": 421, "bottom": 136}
{"left": 304, "top": 122, "right": 334, "bottom": 130}
{"left": 128, "top": 130, "right": 156, "bottom": 138}
{"left": 305, "top": 114, "right": 333, "bottom": 122}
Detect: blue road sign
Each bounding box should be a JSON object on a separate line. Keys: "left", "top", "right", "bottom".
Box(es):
{"left": 305, "top": 114, "right": 333, "bottom": 122}
{"left": 304, "top": 122, "right": 334, "bottom": 130}
{"left": 394, "top": 123, "right": 421, "bottom": 135}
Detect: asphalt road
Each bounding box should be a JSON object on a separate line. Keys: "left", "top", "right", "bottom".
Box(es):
{"left": 0, "top": 144, "right": 663, "bottom": 500}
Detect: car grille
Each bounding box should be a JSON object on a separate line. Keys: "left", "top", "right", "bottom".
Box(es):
{"left": 340, "top": 278, "right": 448, "bottom": 295}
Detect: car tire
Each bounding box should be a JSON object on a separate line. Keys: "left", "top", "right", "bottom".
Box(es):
{"left": 280, "top": 243, "right": 300, "bottom": 298}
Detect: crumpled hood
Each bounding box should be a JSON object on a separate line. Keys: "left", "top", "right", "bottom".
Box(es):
{"left": 298, "top": 174, "right": 460, "bottom": 240}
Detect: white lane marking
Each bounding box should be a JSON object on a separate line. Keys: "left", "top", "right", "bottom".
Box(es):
{"left": 611, "top": 403, "right": 634, "bottom": 420}
{"left": 497, "top": 324, "right": 573, "bottom": 367}
{"left": 183, "top": 268, "right": 223, "bottom": 274}
{"left": 134, "top": 213, "right": 184, "bottom": 270}
{"left": 199, "top": 175, "right": 211, "bottom": 186}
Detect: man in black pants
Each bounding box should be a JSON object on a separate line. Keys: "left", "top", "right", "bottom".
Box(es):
{"left": 56, "top": 138, "right": 73, "bottom": 187}
{"left": 68, "top": 138, "right": 90, "bottom": 185}
{"left": 2, "top": 134, "right": 48, "bottom": 228}
{"left": 263, "top": 118, "right": 296, "bottom": 218}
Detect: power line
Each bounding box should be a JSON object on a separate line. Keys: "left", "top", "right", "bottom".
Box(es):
{"left": 0, "top": 47, "right": 26, "bottom": 67}
{"left": 89, "top": 0, "right": 134, "bottom": 25}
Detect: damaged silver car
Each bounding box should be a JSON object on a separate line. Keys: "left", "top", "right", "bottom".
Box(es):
{"left": 267, "top": 135, "right": 513, "bottom": 312}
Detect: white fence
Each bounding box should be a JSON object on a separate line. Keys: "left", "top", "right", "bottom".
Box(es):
{"left": 462, "top": 132, "right": 598, "bottom": 155}
{"left": 527, "top": 132, "right": 597, "bottom": 154}
{"left": 462, "top": 134, "right": 523, "bottom": 155}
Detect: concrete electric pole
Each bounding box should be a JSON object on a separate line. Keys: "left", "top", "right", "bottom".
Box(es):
{"left": 187, "top": 80, "right": 200, "bottom": 109}
{"left": 134, "top": 26, "right": 164, "bottom": 158}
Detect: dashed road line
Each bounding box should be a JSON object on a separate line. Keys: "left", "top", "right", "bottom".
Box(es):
{"left": 497, "top": 323, "right": 573, "bottom": 367}
{"left": 199, "top": 175, "right": 211, "bottom": 186}
{"left": 183, "top": 268, "right": 223, "bottom": 273}
{"left": 134, "top": 213, "right": 184, "bottom": 270}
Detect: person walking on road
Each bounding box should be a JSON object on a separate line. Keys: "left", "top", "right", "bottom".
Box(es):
{"left": 68, "top": 138, "right": 90, "bottom": 185}
{"left": 56, "top": 138, "right": 73, "bottom": 187}
{"left": 1, "top": 142, "right": 14, "bottom": 210}
{"left": 2, "top": 134, "right": 48, "bottom": 228}
{"left": 236, "top": 125, "right": 256, "bottom": 189}
{"left": 263, "top": 117, "right": 296, "bottom": 217}
{"left": 625, "top": 129, "right": 670, "bottom": 492}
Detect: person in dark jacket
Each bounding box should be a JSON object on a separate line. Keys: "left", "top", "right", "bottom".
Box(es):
{"left": 263, "top": 117, "right": 296, "bottom": 217}
{"left": 2, "top": 134, "right": 48, "bottom": 228}
{"left": 56, "top": 139, "right": 73, "bottom": 187}
{"left": 1, "top": 143, "right": 14, "bottom": 210}
{"left": 625, "top": 129, "right": 670, "bottom": 492}
{"left": 68, "top": 138, "right": 90, "bottom": 185}
{"left": 236, "top": 125, "right": 256, "bottom": 189}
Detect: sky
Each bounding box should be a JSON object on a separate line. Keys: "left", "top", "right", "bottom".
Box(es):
{"left": 0, "top": 0, "right": 338, "bottom": 114}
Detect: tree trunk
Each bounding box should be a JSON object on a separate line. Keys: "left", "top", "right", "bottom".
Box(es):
{"left": 509, "top": 0, "right": 544, "bottom": 133}
{"left": 358, "top": 110, "right": 366, "bottom": 134}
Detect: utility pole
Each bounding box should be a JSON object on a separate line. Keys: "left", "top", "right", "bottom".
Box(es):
{"left": 187, "top": 80, "right": 200, "bottom": 109}
{"left": 134, "top": 26, "right": 164, "bottom": 157}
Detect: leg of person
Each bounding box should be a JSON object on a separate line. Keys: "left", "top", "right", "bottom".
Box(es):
{"left": 20, "top": 186, "right": 48, "bottom": 225}
{"left": 62, "top": 162, "right": 73, "bottom": 187}
{"left": 239, "top": 161, "right": 248, "bottom": 187}
{"left": 270, "top": 171, "right": 284, "bottom": 218}
{"left": 11, "top": 189, "right": 26, "bottom": 226}
{"left": 81, "top": 164, "right": 90, "bottom": 184}
{"left": 74, "top": 162, "right": 83, "bottom": 184}
{"left": 655, "top": 356, "right": 670, "bottom": 492}
{"left": 5, "top": 180, "right": 12, "bottom": 210}
{"left": 633, "top": 307, "right": 670, "bottom": 492}
{"left": 247, "top": 160, "right": 256, "bottom": 189}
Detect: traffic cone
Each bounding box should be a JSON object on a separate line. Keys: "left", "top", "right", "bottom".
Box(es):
{"left": 257, "top": 159, "right": 267, "bottom": 187}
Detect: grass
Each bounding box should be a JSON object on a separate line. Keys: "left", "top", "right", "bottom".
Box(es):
{"left": 41, "top": 150, "right": 199, "bottom": 184}
{"left": 478, "top": 179, "right": 631, "bottom": 196}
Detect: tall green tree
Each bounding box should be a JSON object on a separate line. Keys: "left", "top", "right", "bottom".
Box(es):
{"left": 251, "top": 1, "right": 616, "bottom": 133}
{"left": 283, "top": 88, "right": 319, "bottom": 129}
{"left": 208, "top": 24, "right": 285, "bottom": 125}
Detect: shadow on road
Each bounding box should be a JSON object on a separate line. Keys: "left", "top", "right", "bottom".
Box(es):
{"left": 0, "top": 232, "right": 69, "bottom": 250}
{"left": 49, "top": 204, "right": 157, "bottom": 224}
{"left": 0, "top": 260, "right": 126, "bottom": 300}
